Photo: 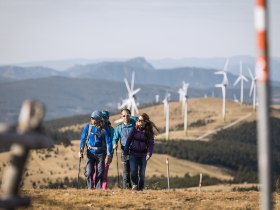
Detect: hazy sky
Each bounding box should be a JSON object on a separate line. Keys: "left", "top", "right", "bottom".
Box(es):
{"left": 0, "top": 0, "right": 279, "bottom": 65}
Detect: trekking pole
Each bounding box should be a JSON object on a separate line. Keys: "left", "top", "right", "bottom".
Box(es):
{"left": 77, "top": 157, "right": 82, "bottom": 189}
{"left": 115, "top": 148, "right": 120, "bottom": 188}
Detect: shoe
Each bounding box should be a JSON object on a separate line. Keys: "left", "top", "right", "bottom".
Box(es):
{"left": 132, "top": 185, "right": 138, "bottom": 190}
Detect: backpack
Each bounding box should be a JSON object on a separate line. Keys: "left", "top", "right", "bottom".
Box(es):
{"left": 85, "top": 124, "right": 106, "bottom": 149}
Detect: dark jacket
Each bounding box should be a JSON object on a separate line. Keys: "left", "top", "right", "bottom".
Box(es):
{"left": 124, "top": 126, "right": 154, "bottom": 158}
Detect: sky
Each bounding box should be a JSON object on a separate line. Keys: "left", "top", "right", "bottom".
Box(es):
{"left": 0, "top": 0, "right": 279, "bottom": 65}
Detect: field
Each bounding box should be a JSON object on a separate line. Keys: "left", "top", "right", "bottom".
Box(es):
{"left": 1, "top": 98, "right": 280, "bottom": 209}
{"left": 18, "top": 189, "right": 280, "bottom": 209}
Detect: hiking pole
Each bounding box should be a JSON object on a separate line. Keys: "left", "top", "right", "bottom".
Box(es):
{"left": 115, "top": 148, "right": 120, "bottom": 188}
{"left": 77, "top": 156, "right": 82, "bottom": 189}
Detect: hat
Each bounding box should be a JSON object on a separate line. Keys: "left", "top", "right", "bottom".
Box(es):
{"left": 91, "top": 110, "right": 103, "bottom": 121}
{"left": 101, "top": 110, "right": 110, "bottom": 120}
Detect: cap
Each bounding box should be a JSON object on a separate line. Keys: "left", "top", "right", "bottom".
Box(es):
{"left": 101, "top": 110, "right": 110, "bottom": 120}
{"left": 91, "top": 110, "right": 103, "bottom": 121}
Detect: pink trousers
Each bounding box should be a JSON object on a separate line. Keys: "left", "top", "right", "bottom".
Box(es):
{"left": 93, "top": 164, "right": 110, "bottom": 189}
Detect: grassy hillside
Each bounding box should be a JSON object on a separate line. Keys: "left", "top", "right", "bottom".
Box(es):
{"left": 1, "top": 98, "right": 279, "bottom": 191}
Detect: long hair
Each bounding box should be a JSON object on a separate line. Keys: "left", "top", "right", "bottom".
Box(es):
{"left": 140, "top": 113, "right": 159, "bottom": 140}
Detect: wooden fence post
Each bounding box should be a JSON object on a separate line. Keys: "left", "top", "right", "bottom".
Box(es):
{"left": 0, "top": 100, "right": 53, "bottom": 210}
{"left": 166, "top": 157, "right": 170, "bottom": 190}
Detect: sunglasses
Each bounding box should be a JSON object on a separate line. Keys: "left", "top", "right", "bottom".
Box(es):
{"left": 122, "top": 114, "right": 130, "bottom": 118}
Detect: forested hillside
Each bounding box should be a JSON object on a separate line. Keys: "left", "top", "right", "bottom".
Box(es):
{"left": 154, "top": 118, "right": 280, "bottom": 185}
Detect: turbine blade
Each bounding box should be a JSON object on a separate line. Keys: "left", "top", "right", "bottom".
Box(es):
{"left": 223, "top": 59, "right": 229, "bottom": 71}
{"left": 131, "top": 72, "right": 135, "bottom": 91}
{"left": 132, "top": 99, "right": 139, "bottom": 114}
{"left": 124, "top": 78, "right": 130, "bottom": 92}
{"left": 131, "top": 88, "right": 141, "bottom": 96}
{"left": 241, "top": 75, "right": 248, "bottom": 82}
{"left": 215, "top": 71, "right": 224, "bottom": 75}
{"left": 248, "top": 67, "right": 254, "bottom": 80}
{"left": 249, "top": 81, "right": 255, "bottom": 96}
{"left": 215, "top": 84, "right": 223, "bottom": 88}
{"left": 233, "top": 77, "right": 241, "bottom": 86}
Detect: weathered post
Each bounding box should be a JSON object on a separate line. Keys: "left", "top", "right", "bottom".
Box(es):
{"left": 198, "top": 173, "right": 202, "bottom": 192}
{"left": 166, "top": 157, "right": 170, "bottom": 190}
{"left": 0, "top": 100, "right": 53, "bottom": 210}
{"left": 255, "top": 0, "right": 272, "bottom": 209}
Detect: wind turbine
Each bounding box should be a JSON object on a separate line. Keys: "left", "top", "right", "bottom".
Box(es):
{"left": 118, "top": 72, "right": 141, "bottom": 116}
{"left": 178, "top": 81, "right": 189, "bottom": 116}
{"left": 162, "top": 94, "right": 170, "bottom": 140}
{"left": 215, "top": 59, "right": 229, "bottom": 121}
{"left": 248, "top": 67, "right": 257, "bottom": 111}
{"left": 233, "top": 61, "right": 248, "bottom": 105}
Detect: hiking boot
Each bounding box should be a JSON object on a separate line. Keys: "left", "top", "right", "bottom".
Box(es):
{"left": 132, "top": 185, "right": 138, "bottom": 191}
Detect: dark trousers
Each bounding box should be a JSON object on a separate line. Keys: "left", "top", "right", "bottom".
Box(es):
{"left": 129, "top": 155, "right": 147, "bottom": 190}
{"left": 121, "top": 151, "right": 131, "bottom": 189}
{"left": 84, "top": 152, "right": 105, "bottom": 189}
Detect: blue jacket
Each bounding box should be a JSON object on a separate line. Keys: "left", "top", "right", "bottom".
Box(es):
{"left": 80, "top": 123, "right": 113, "bottom": 157}
{"left": 112, "top": 117, "right": 137, "bottom": 151}
{"left": 105, "top": 124, "right": 114, "bottom": 156}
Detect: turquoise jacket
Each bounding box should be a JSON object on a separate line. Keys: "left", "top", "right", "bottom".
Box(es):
{"left": 112, "top": 116, "right": 137, "bottom": 151}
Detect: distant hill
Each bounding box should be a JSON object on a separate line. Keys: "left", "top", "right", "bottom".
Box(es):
{"left": 1, "top": 57, "right": 279, "bottom": 123}
{"left": 1, "top": 57, "right": 280, "bottom": 89}
{"left": 0, "top": 76, "right": 175, "bottom": 123}
{"left": 0, "top": 65, "right": 63, "bottom": 81}
{"left": 1, "top": 76, "right": 279, "bottom": 123}
{"left": 149, "top": 56, "right": 280, "bottom": 82}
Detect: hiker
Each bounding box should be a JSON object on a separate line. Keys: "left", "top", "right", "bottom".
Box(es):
{"left": 124, "top": 113, "right": 158, "bottom": 191}
{"left": 79, "top": 110, "right": 113, "bottom": 189}
{"left": 92, "top": 110, "right": 114, "bottom": 189}
{"left": 112, "top": 108, "right": 137, "bottom": 189}
{"left": 101, "top": 110, "right": 114, "bottom": 189}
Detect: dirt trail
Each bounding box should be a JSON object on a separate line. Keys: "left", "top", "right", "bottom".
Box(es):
{"left": 196, "top": 112, "right": 253, "bottom": 140}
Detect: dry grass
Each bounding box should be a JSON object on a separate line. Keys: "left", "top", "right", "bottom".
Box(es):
{"left": 18, "top": 189, "right": 280, "bottom": 210}
{"left": 0, "top": 140, "right": 233, "bottom": 189}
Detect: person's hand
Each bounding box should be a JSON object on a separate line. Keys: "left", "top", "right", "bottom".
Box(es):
{"left": 146, "top": 155, "right": 150, "bottom": 161}
{"left": 105, "top": 156, "right": 112, "bottom": 165}
{"left": 113, "top": 144, "right": 118, "bottom": 150}
{"left": 78, "top": 152, "right": 83, "bottom": 159}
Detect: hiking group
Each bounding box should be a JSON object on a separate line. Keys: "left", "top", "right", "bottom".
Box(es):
{"left": 79, "top": 108, "right": 158, "bottom": 191}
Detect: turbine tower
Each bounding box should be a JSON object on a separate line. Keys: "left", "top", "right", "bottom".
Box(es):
{"left": 118, "top": 72, "right": 141, "bottom": 116}
{"left": 155, "top": 94, "right": 159, "bottom": 104}
{"left": 248, "top": 67, "right": 257, "bottom": 111}
{"left": 183, "top": 94, "right": 189, "bottom": 135}
{"left": 162, "top": 94, "right": 170, "bottom": 140}
{"left": 233, "top": 61, "right": 248, "bottom": 104}
{"left": 215, "top": 59, "right": 229, "bottom": 121}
